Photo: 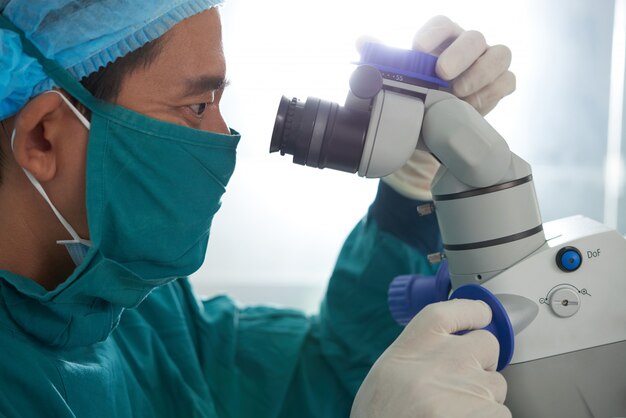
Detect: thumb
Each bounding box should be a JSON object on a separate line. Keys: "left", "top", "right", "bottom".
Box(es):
{"left": 412, "top": 15, "right": 464, "bottom": 54}
{"left": 400, "top": 299, "right": 493, "bottom": 344}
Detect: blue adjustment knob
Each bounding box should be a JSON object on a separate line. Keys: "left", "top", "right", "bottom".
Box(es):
{"left": 556, "top": 247, "right": 582, "bottom": 272}
{"left": 359, "top": 42, "right": 449, "bottom": 88}
{"left": 388, "top": 263, "right": 516, "bottom": 371}
{"left": 388, "top": 262, "right": 451, "bottom": 326}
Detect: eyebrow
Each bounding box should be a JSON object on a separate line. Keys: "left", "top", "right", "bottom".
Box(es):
{"left": 182, "top": 75, "right": 229, "bottom": 98}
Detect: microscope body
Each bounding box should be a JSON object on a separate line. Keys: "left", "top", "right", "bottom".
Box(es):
{"left": 372, "top": 74, "right": 626, "bottom": 417}
{"left": 370, "top": 73, "right": 626, "bottom": 417}
{"left": 270, "top": 43, "right": 626, "bottom": 417}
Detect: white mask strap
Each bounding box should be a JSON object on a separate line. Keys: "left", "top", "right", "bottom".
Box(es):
{"left": 45, "top": 90, "right": 91, "bottom": 129}
{"left": 10, "top": 90, "right": 92, "bottom": 245}
{"left": 9, "top": 90, "right": 91, "bottom": 148}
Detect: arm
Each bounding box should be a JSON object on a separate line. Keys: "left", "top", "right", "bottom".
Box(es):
{"left": 317, "top": 181, "right": 441, "bottom": 396}
{"left": 174, "top": 182, "right": 438, "bottom": 418}
{"left": 176, "top": 187, "right": 505, "bottom": 417}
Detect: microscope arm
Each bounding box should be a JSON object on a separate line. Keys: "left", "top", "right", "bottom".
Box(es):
{"left": 416, "top": 90, "right": 543, "bottom": 286}
{"left": 421, "top": 91, "right": 513, "bottom": 189}
{"left": 352, "top": 74, "right": 525, "bottom": 188}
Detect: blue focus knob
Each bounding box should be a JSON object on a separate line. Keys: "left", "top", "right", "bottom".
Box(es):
{"left": 388, "top": 262, "right": 451, "bottom": 326}
{"left": 388, "top": 263, "right": 515, "bottom": 371}
{"left": 359, "top": 42, "right": 449, "bottom": 88}
{"left": 556, "top": 247, "right": 582, "bottom": 272}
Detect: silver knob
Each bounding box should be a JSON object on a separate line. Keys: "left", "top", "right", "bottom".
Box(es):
{"left": 548, "top": 286, "right": 581, "bottom": 318}
{"left": 427, "top": 252, "right": 446, "bottom": 264}
{"left": 416, "top": 203, "right": 435, "bottom": 216}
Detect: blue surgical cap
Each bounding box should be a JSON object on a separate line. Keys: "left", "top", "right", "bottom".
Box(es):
{"left": 0, "top": 0, "right": 224, "bottom": 120}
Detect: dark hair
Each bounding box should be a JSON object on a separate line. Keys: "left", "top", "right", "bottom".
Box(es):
{"left": 78, "top": 37, "right": 165, "bottom": 102}
{"left": 0, "top": 36, "right": 166, "bottom": 185}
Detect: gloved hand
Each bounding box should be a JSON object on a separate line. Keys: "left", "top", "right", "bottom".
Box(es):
{"left": 350, "top": 299, "right": 511, "bottom": 418}
{"left": 381, "top": 15, "right": 516, "bottom": 200}
{"left": 414, "top": 15, "right": 515, "bottom": 116}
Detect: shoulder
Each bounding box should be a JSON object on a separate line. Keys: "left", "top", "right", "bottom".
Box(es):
{"left": 0, "top": 326, "right": 73, "bottom": 417}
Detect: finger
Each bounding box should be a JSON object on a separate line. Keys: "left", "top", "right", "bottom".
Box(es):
{"left": 460, "top": 369, "right": 508, "bottom": 404}
{"left": 406, "top": 299, "right": 493, "bottom": 338}
{"left": 483, "top": 371, "right": 508, "bottom": 404}
{"left": 452, "top": 44, "right": 512, "bottom": 98}
{"left": 462, "top": 70, "right": 516, "bottom": 115}
{"left": 460, "top": 329, "right": 500, "bottom": 371}
{"left": 437, "top": 30, "right": 488, "bottom": 80}
{"left": 355, "top": 35, "right": 381, "bottom": 54}
{"left": 412, "top": 15, "right": 464, "bottom": 54}
{"left": 476, "top": 100, "right": 499, "bottom": 117}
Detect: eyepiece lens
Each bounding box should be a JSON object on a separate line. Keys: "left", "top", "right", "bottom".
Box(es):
{"left": 270, "top": 95, "right": 370, "bottom": 174}
{"left": 270, "top": 95, "right": 292, "bottom": 154}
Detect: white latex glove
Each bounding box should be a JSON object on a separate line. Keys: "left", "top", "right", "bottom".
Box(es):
{"left": 351, "top": 299, "right": 511, "bottom": 418}
{"left": 381, "top": 15, "right": 516, "bottom": 200}
{"left": 414, "top": 15, "right": 515, "bottom": 116}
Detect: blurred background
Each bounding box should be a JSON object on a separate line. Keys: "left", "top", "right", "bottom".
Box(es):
{"left": 190, "top": 0, "right": 624, "bottom": 313}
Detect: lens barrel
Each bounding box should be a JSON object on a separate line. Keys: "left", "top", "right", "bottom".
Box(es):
{"left": 270, "top": 95, "right": 370, "bottom": 173}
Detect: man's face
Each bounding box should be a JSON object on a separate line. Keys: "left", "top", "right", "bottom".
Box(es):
{"left": 0, "top": 7, "right": 231, "bottom": 286}
{"left": 115, "top": 7, "right": 229, "bottom": 134}
{"left": 57, "top": 8, "right": 229, "bottom": 239}
{"left": 79, "top": 9, "right": 229, "bottom": 231}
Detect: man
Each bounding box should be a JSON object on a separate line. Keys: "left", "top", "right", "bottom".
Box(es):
{"left": 0, "top": 1, "right": 514, "bottom": 417}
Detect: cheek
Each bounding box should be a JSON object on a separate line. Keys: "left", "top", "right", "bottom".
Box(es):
{"left": 61, "top": 133, "right": 89, "bottom": 184}
{"left": 71, "top": 140, "right": 90, "bottom": 236}
{"left": 54, "top": 132, "right": 90, "bottom": 235}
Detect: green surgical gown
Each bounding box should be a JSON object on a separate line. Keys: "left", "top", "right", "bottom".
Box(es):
{"left": 0, "top": 182, "right": 441, "bottom": 417}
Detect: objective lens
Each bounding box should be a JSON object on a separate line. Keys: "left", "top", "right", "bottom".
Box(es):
{"left": 270, "top": 95, "right": 370, "bottom": 173}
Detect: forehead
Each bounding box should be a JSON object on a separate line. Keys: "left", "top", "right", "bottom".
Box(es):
{"left": 114, "top": 7, "right": 225, "bottom": 107}
{"left": 156, "top": 8, "right": 225, "bottom": 76}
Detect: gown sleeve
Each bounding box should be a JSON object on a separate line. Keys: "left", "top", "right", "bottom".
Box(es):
{"left": 184, "top": 181, "right": 442, "bottom": 417}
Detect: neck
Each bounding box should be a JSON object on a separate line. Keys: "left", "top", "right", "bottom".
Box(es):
{"left": 0, "top": 173, "right": 76, "bottom": 290}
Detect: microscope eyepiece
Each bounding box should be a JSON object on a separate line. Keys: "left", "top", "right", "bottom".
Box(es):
{"left": 270, "top": 95, "right": 370, "bottom": 173}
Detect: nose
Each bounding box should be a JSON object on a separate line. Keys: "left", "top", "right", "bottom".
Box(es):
{"left": 203, "top": 110, "right": 230, "bottom": 135}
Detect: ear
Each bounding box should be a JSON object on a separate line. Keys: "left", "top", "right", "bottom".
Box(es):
{"left": 11, "top": 91, "right": 86, "bottom": 183}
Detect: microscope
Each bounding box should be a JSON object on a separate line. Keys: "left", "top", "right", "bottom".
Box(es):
{"left": 270, "top": 43, "right": 626, "bottom": 417}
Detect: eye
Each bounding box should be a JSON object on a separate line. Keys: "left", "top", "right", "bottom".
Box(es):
{"left": 189, "top": 102, "right": 208, "bottom": 116}
{"left": 188, "top": 90, "right": 217, "bottom": 117}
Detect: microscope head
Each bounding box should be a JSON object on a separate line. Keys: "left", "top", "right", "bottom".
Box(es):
{"left": 270, "top": 42, "right": 545, "bottom": 285}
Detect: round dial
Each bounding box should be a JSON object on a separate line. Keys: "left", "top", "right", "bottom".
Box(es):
{"left": 548, "top": 286, "right": 581, "bottom": 318}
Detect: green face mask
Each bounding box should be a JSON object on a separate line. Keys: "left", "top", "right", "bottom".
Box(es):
{"left": 0, "top": 16, "right": 240, "bottom": 348}
{"left": 85, "top": 94, "right": 240, "bottom": 279}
